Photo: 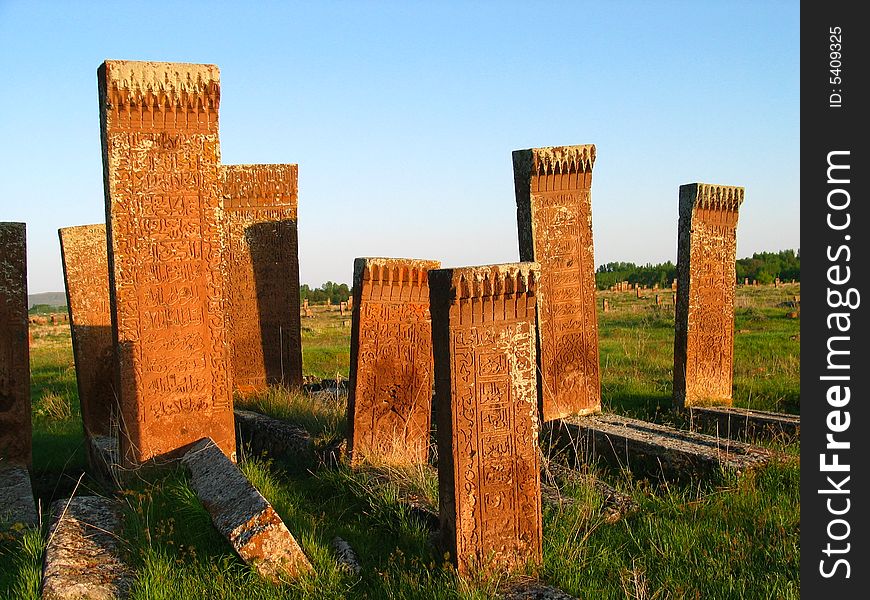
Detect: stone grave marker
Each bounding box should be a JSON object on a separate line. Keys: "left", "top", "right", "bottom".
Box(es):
{"left": 513, "top": 145, "right": 600, "bottom": 421}
{"left": 223, "top": 164, "right": 302, "bottom": 394}
{"left": 673, "top": 183, "right": 744, "bottom": 408}
{"left": 429, "top": 262, "right": 543, "bottom": 575}
{"left": 99, "top": 60, "right": 234, "bottom": 466}
{"left": 0, "top": 222, "right": 30, "bottom": 467}
{"left": 59, "top": 224, "right": 115, "bottom": 437}
{"left": 347, "top": 257, "right": 440, "bottom": 466}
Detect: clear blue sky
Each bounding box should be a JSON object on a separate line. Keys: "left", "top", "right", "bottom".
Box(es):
{"left": 0, "top": 1, "right": 799, "bottom": 294}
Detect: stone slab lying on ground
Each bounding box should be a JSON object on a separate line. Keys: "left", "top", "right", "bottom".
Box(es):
{"left": 546, "top": 413, "right": 784, "bottom": 481}
{"left": 502, "top": 581, "right": 579, "bottom": 600}
{"left": 330, "top": 536, "right": 362, "bottom": 575}
{"left": 41, "top": 496, "right": 133, "bottom": 600}
{"left": 87, "top": 435, "right": 121, "bottom": 490}
{"left": 688, "top": 406, "right": 799, "bottom": 442}
{"left": 0, "top": 465, "right": 38, "bottom": 529}
{"left": 235, "top": 409, "right": 313, "bottom": 463}
{"left": 181, "top": 438, "right": 314, "bottom": 581}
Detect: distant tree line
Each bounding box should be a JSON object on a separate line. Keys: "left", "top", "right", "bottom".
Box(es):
{"left": 28, "top": 304, "right": 67, "bottom": 315}
{"left": 300, "top": 281, "right": 351, "bottom": 304}
{"left": 595, "top": 249, "right": 800, "bottom": 289}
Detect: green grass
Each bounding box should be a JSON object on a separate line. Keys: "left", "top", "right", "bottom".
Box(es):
{"left": 1, "top": 284, "right": 799, "bottom": 599}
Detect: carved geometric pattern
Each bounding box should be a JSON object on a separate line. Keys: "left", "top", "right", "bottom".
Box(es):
{"left": 0, "top": 222, "right": 30, "bottom": 467}
{"left": 347, "top": 257, "right": 440, "bottom": 466}
{"left": 430, "top": 263, "right": 543, "bottom": 575}
{"left": 514, "top": 145, "right": 601, "bottom": 421}
{"left": 223, "top": 164, "right": 302, "bottom": 394}
{"left": 673, "top": 183, "right": 744, "bottom": 408}
{"left": 59, "top": 224, "right": 115, "bottom": 437}
{"left": 98, "top": 60, "right": 235, "bottom": 466}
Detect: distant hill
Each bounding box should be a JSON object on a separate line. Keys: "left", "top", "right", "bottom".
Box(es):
{"left": 28, "top": 292, "right": 67, "bottom": 309}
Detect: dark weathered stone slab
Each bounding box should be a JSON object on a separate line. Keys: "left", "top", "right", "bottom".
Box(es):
{"left": 223, "top": 164, "right": 302, "bottom": 394}
{"left": 87, "top": 434, "right": 122, "bottom": 490}
{"left": 59, "top": 224, "right": 115, "bottom": 438}
{"left": 234, "top": 409, "right": 313, "bottom": 464}
{"left": 502, "top": 582, "right": 578, "bottom": 600}
{"left": 688, "top": 406, "right": 799, "bottom": 442}
{"left": 347, "top": 257, "right": 440, "bottom": 466}
{"left": 429, "top": 263, "right": 543, "bottom": 575}
{"left": 547, "top": 413, "right": 781, "bottom": 481}
{"left": 0, "top": 465, "right": 37, "bottom": 529}
{"left": 41, "top": 496, "right": 134, "bottom": 599}
{"left": 330, "top": 536, "right": 362, "bottom": 575}
{"left": 181, "top": 438, "right": 313, "bottom": 581}
{"left": 98, "top": 60, "right": 235, "bottom": 466}
{"left": 514, "top": 146, "right": 600, "bottom": 421}
{"left": 673, "top": 184, "right": 744, "bottom": 408}
{"left": 0, "top": 222, "right": 30, "bottom": 467}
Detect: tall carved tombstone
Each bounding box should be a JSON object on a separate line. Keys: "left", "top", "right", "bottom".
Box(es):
{"left": 513, "top": 145, "right": 600, "bottom": 421}
{"left": 0, "top": 223, "right": 30, "bottom": 467}
{"left": 429, "top": 263, "right": 543, "bottom": 575}
{"left": 673, "top": 183, "right": 744, "bottom": 408}
{"left": 223, "top": 164, "right": 302, "bottom": 394}
{"left": 59, "top": 224, "right": 114, "bottom": 437}
{"left": 347, "top": 257, "right": 440, "bottom": 466}
{"left": 98, "top": 60, "right": 234, "bottom": 466}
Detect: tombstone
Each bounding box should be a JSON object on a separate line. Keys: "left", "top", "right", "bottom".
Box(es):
{"left": 513, "top": 145, "right": 600, "bottom": 421}
{"left": 223, "top": 164, "right": 303, "bottom": 394}
{"left": 0, "top": 222, "right": 30, "bottom": 467}
{"left": 98, "top": 60, "right": 234, "bottom": 466}
{"left": 753, "top": 279, "right": 757, "bottom": 286}
{"left": 635, "top": 287, "right": 641, "bottom": 298}
{"left": 655, "top": 294, "right": 661, "bottom": 306}
{"left": 339, "top": 301, "right": 347, "bottom": 316}
{"left": 673, "top": 184, "right": 744, "bottom": 408}
{"left": 744, "top": 277, "right": 749, "bottom": 286}
{"left": 774, "top": 277, "right": 780, "bottom": 288}
{"left": 59, "top": 224, "right": 115, "bottom": 438}
{"left": 671, "top": 279, "right": 678, "bottom": 291}
{"left": 347, "top": 257, "right": 440, "bottom": 466}
{"left": 303, "top": 298, "right": 309, "bottom": 309}
{"left": 653, "top": 283, "right": 659, "bottom": 290}
{"left": 50, "top": 314, "right": 57, "bottom": 325}
{"left": 304, "top": 307, "right": 313, "bottom": 318}
{"left": 429, "top": 263, "right": 543, "bottom": 575}
{"left": 346, "top": 296, "right": 353, "bottom": 310}
{"left": 602, "top": 299, "right": 609, "bottom": 313}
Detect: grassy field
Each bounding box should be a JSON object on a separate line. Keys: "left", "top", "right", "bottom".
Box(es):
{"left": 0, "top": 285, "right": 800, "bottom": 599}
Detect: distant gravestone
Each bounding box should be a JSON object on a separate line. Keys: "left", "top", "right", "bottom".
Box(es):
{"left": 346, "top": 296, "right": 353, "bottom": 310}
{"left": 513, "top": 145, "right": 600, "bottom": 421}
{"left": 99, "top": 60, "right": 234, "bottom": 466}
{"left": 347, "top": 257, "right": 440, "bottom": 466}
{"left": 339, "top": 301, "right": 347, "bottom": 316}
{"left": 429, "top": 263, "right": 543, "bottom": 575}
{"left": 0, "top": 222, "right": 30, "bottom": 467}
{"left": 303, "top": 298, "right": 309, "bottom": 309}
{"left": 674, "top": 184, "right": 744, "bottom": 408}
{"left": 223, "top": 164, "right": 302, "bottom": 394}
{"left": 602, "top": 299, "right": 609, "bottom": 313}
{"left": 59, "top": 224, "right": 115, "bottom": 437}
{"left": 744, "top": 277, "right": 749, "bottom": 286}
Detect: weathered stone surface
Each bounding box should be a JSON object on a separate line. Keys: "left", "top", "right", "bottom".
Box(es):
{"left": 502, "top": 582, "right": 578, "bottom": 600}
{"left": 0, "top": 465, "right": 37, "bottom": 528}
{"left": 87, "top": 434, "right": 122, "bottom": 490}
{"left": 98, "top": 60, "right": 235, "bottom": 466}
{"left": 0, "top": 222, "right": 30, "bottom": 467}
{"left": 688, "top": 406, "right": 800, "bottom": 442}
{"left": 182, "top": 438, "right": 313, "bottom": 581}
{"left": 347, "top": 257, "right": 440, "bottom": 466}
{"left": 429, "top": 263, "right": 543, "bottom": 575}
{"left": 673, "top": 184, "right": 744, "bottom": 408}
{"left": 41, "top": 496, "right": 134, "bottom": 599}
{"left": 514, "top": 146, "right": 600, "bottom": 421}
{"left": 330, "top": 536, "right": 362, "bottom": 575}
{"left": 223, "top": 164, "right": 302, "bottom": 394}
{"left": 547, "top": 413, "right": 780, "bottom": 481}
{"left": 234, "top": 409, "right": 314, "bottom": 466}
{"left": 59, "top": 224, "right": 115, "bottom": 438}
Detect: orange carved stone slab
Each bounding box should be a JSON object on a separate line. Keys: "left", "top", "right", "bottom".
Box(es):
{"left": 347, "top": 257, "right": 441, "bottom": 466}
{"left": 514, "top": 145, "right": 601, "bottom": 421}
{"left": 59, "top": 224, "right": 115, "bottom": 437}
{"left": 673, "top": 183, "right": 744, "bottom": 408}
{"left": 223, "top": 164, "right": 302, "bottom": 394}
{"left": 429, "top": 263, "right": 542, "bottom": 575}
{"left": 98, "top": 60, "right": 234, "bottom": 466}
{"left": 0, "top": 222, "right": 30, "bottom": 467}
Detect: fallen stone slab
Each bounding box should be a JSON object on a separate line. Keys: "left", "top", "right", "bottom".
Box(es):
{"left": 501, "top": 581, "right": 578, "bottom": 599}
{"left": 687, "top": 406, "right": 799, "bottom": 442}
{"left": 87, "top": 434, "right": 122, "bottom": 490}
{"left": 330, "top": 536, "right": 362, "bottom": 575}
{"left": 181, "top": 438, "right": 314, "bottom": 582}
{"left": 546, "top": 413, "right": 784, "bottom": 481}
{"left": 41, "top": 496, "right": 133, "bottom": 600}
{"left": 542, "top": 461, "right": 639, "bottom": 523}
{"left": 235, "top": 409, "right": 314, "bottom": 465}
{"left": 0, "top": 464, "right": 38, "bottom": 529}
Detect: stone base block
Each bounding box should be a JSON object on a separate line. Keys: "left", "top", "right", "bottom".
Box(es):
{"left": 0, "top": 465, "right": 38, "bottom": 529}
{"left": 688, "top": 406, "right": 799, "bottom": 442}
